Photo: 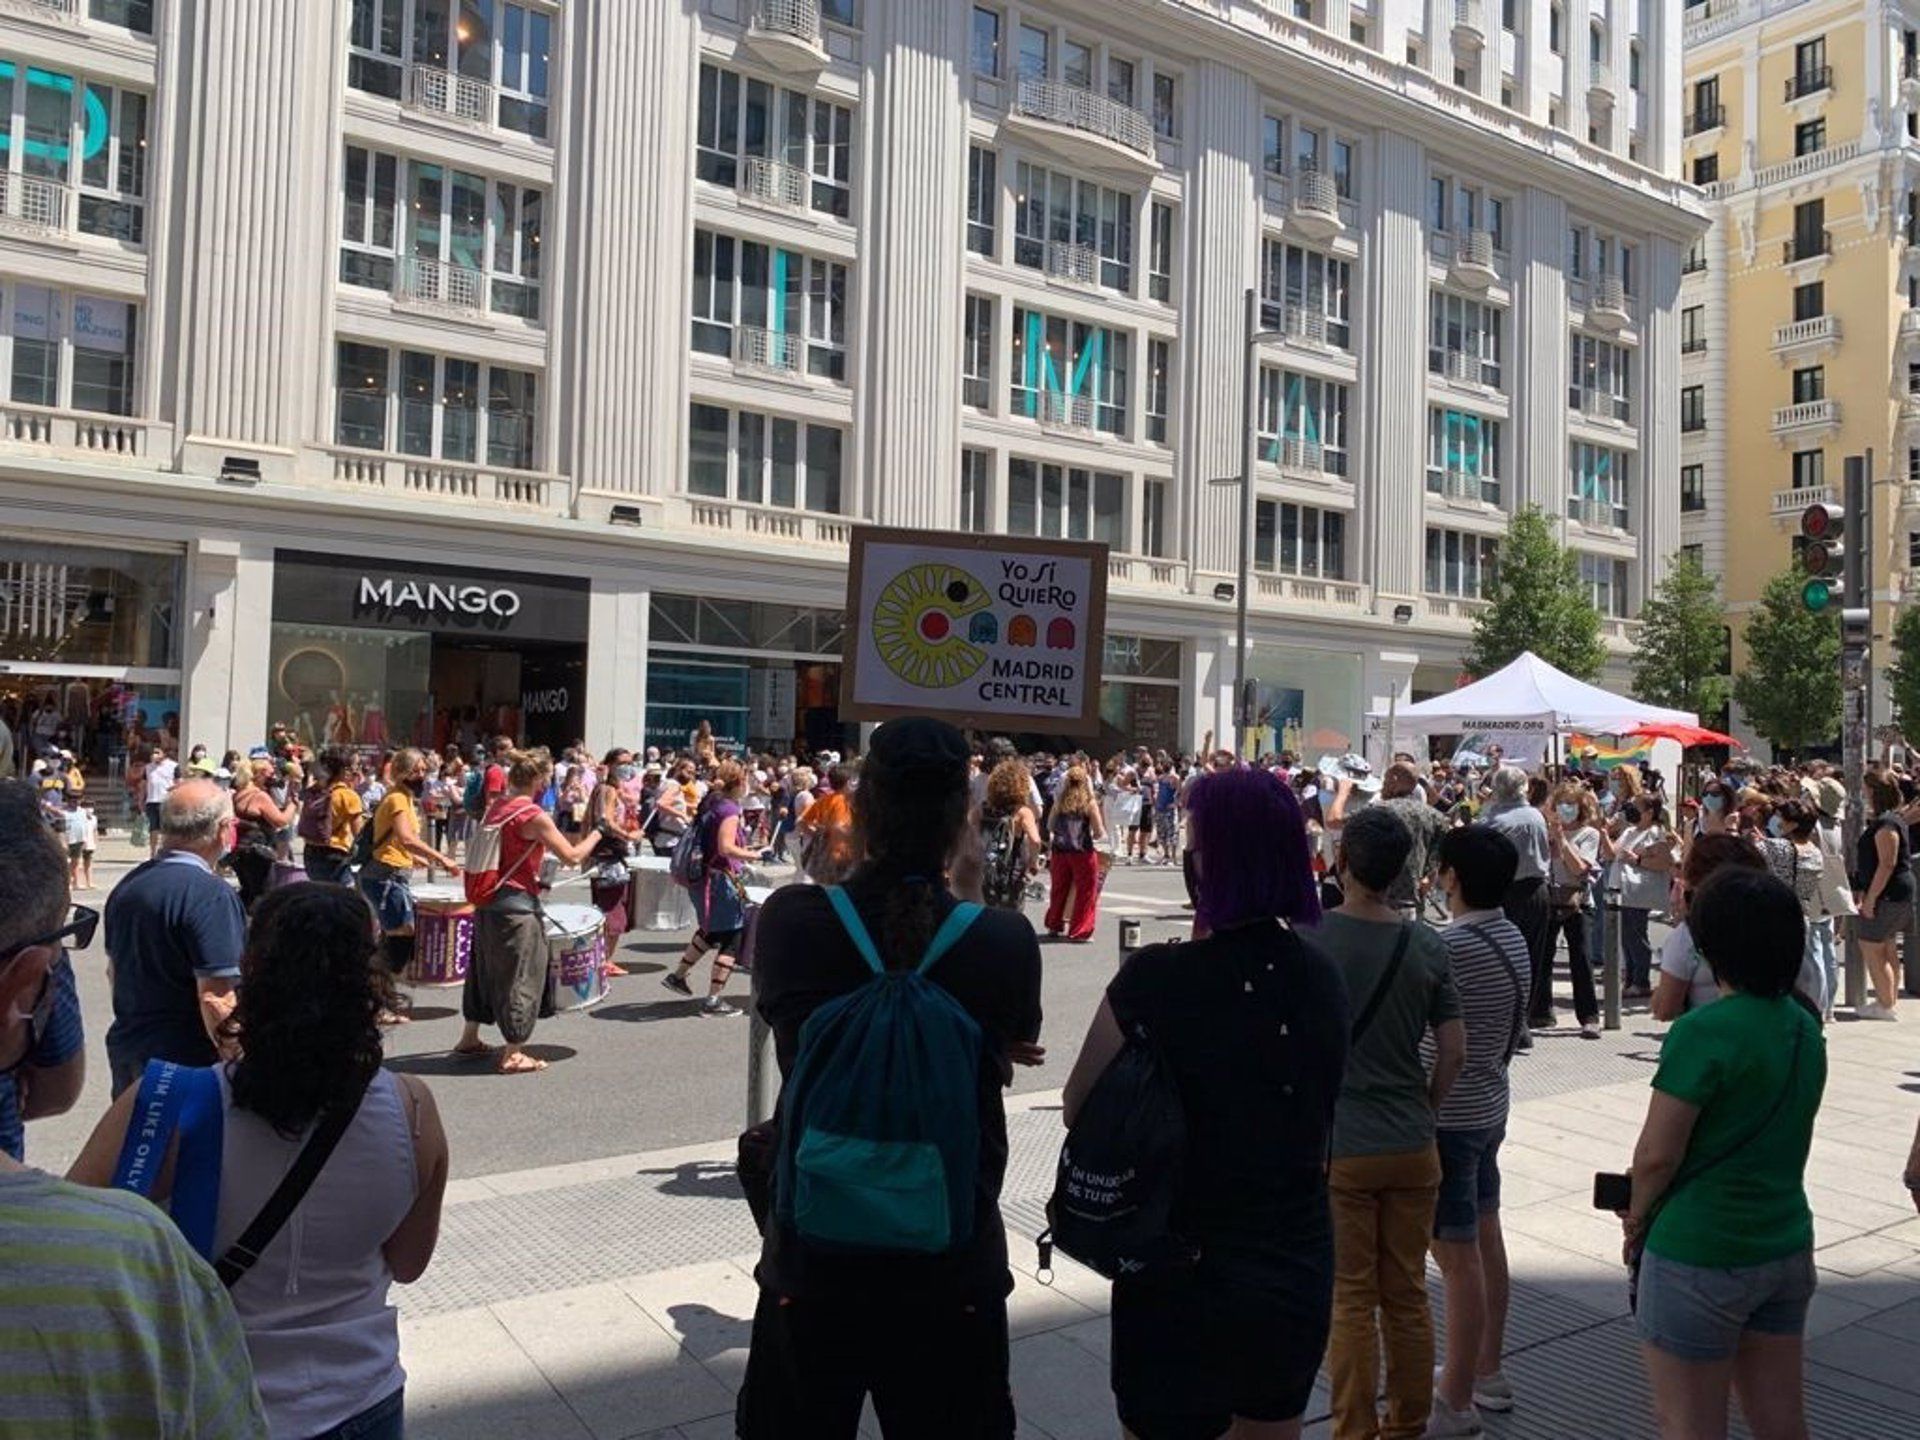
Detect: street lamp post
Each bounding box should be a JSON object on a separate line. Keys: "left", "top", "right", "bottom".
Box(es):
{"left": 1235, "top": 286, "right": 1287, "bottom": 758}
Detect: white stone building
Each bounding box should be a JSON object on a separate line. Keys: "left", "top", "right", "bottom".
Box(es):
{"left": 0, "top": 0, "right": 1703, "bottom": 781}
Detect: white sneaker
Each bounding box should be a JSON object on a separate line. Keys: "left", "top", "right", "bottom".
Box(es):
{"left": 1422, "top": 1396, "right": 1482, "bottom": 1437}
{"left": 1856, "top": 1001, "right": 1900, "bottom": 1021}
{"left": 1472, "top": 1370, "right": 1515, "bottom": 1413}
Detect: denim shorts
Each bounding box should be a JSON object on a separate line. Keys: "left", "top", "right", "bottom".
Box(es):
{"left": 1635, "top": 1248, "right": 1817, "bottom": 1360}
{"left": 1433, "top": 1123, "right": 1505, "bottom": 1242}
{"left": 359, "top": 868, "right": 416, "bottom": 933}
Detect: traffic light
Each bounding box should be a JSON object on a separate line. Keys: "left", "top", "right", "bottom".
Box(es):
{"left": 1840, "top": 608, "right": 1871, "bottom": 648}
{"left": 1798, "top": 501, "right": 1845, "bottom": 613}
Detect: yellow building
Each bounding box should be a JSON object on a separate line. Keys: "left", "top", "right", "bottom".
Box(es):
{"left": 1682, "top": 0, "right": 1916, "bottom": 749}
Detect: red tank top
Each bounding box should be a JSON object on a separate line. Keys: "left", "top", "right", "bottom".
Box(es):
{"left": 488, "top": 797, "right": 545, "bottom": 897}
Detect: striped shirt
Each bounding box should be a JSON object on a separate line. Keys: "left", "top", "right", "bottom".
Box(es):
{"left": 1425, "top": 910, "right": 1531, "bottom": 1131}
{"left": 0, "top": 1167, "right": 267, "bottom": 1439}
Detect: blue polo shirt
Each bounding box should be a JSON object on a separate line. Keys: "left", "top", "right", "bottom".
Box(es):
{"left": 0, "top": 957, "right": 83, "bottom": 1160}
{"left": 104, "top": 851, "right": 245, "bottom": 1092}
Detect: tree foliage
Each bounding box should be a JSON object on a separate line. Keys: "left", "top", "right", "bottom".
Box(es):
{"left": 1731, "top": 569, "right": 1840, "bottom": 756}
{"left": 1631, "top": 554, "right": 1729, "bottom": 720}
{"left": 1464, "top": 507, "right": 1606, "bottom": 681}
{"left": 1889, "top": 606, "right": 1920, "bottom": 740}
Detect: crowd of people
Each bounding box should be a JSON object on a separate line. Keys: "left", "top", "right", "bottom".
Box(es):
{"left": 5, "top": 710, "right": 1920, "bottom": 1440}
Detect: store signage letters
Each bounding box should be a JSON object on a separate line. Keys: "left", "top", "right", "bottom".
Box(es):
{"left": 357, "top": 577, "right": 523, "bottom": 621}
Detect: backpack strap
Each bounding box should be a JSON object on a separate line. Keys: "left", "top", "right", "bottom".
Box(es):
{"left": 109, "top": 1061, "right": 225, "bottom": 1262}
{"left": 919, "top": 902, "right": 983, "bottom": 976}
{"left": 823, "top": 887, "right": 983, "bottom": 978}
{"left": 825, "top": 885, "right": 886, "bottom": 976}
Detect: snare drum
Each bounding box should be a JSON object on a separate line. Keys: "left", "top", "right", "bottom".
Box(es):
{"left": 544, "top": 903, "right": 608, "bottom": 1012}
{"left": 411, "top": 882, "right": 473, "bottom": 986}
{"left": 631, "top": 854, "right": 696, "bottom": 931}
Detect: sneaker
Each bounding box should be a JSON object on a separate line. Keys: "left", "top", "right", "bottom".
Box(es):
{"left": 1472, "top": 1370, "right": 1515, "bottom": 1413}
{"left": 1528, "top": 1013, "right": 1557, "bottom": 1031}
{"left": 1856, "top": 1001, "right": 1900, "bottom": 1021}
{"left": 660, "top": 972, "right": 693, "bottom": 997}
{"left": 700, "top": 996, "right": 742, "bottom": 1018}
{"left": 1579, "top": 1021, "right": 1602, "bottom": 1040}
{"left": 1423, "top": 1396, "right": 1482, "bottom": 1437}
{"left": 1512, "top": 1029, "right": 1533, "bottom": 1053}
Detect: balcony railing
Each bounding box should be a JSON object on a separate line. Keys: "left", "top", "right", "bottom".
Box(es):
{"left": 1425, "top": 594, "right": 1490, "bottom": 621}
{"left": 1273, "top": 436, "right": 1325, "bottom": 474}
{"left": 1751, "top": 139, "right": 1859, "bottom": 190}
{"left": 1785, "top": 65, "right": 1832, "bottom": 102}
{"left": 1108, "top": 555, "right": 1190, "bottom": 590}
{"left": 406, "top": 65, "right": 493, "bottom": 124}
{"left": 1683, "top": 104, "right": 1726, "bottom": 136}
{"left": 1033, "top": 391, "right": 1096, "bottom": 433}
{"left": 0, "top": 171, "right": 69, "bottom": 232}
{"left": 1771, "top": 398, "right": 1839, "bottom": 432}
{"left": 1681, "top": 336, "right": 1708, "bottom": 355}
{"left": 1589, "top": 62, "right": 1613, "bottom": 93}
{"left": 1451, "top": 0, "right": 1484, "bottom": 44}
{"left": 1439, "top": 468, "right": 1488, "bottom": 502}
{"left": 1591, "top": 273, "right": 1629, "bottom": 317}
{"left": 1578, "top": 392, "right": 1631, "bottom": 424}
{"left": 2, "top": 0, "right": 80, "bottom": 20}
{"left": 1783, "top": 230, "right": 1830, "bottom": 263}
{"left": 1453, "top": 228, "right": 1496, "bottom": 274}
{"left": 1292, "top": 167, "right": 1340, "bottom": 221}
{"left": 1282, "top": 303, "right": 1328, "bottom": 346}
{"left": 1771, "top": 314, "right": 1840, "bottom": 351}
{"left": 1771, "top": 483, "right": 1836, "bottom": 517}
{"left": 753, "top": 0, "right": 822, "bottom": 44}
{"left": 1013, "top": 77, "right": 1154, "bottom": 157}
{"left": 327, "top": 448, "right": 567, "bottom": 512}
{"left": 740, "top": 156, "right": 810, "bottom": 209}
{"left": 1443, "top": 350, "right": 1486, "bottom": 386}
{"left": 395, "top": 255, "right": 484, "bottom": 313}
{"left": 1044, "top": 240, "right": 1098, "bottom": 286}
{"left": 1569, "top": 496, "right": 1622, "bottom": 530}
{"left": 0, "top": 401, "right": 155, "bottom": 459}
{"left": 1682, "top": 252, "right": 1707, "bottom": 275}
{"left": 1257, "top": 573, "right": 1365, "bottom": 608}
{"left": 733, "top": 325, "right": 803, "bottom": 376}
{"left": 684, "top": 495, "right": 852, "bottom": 548}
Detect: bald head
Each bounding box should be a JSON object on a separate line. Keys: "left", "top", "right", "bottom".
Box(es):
{"left": 160, "top": 778, "right": 233, "bottom": 856}
{"left": 1382, "top": 762, "right": 1420, "bottom": 799}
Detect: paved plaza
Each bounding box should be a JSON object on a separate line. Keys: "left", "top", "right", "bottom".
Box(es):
{"left": 34, "top": 843, "right": 1920, "bottom": 1438}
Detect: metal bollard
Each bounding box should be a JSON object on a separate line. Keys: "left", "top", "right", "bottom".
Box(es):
{"left": 1844, "top": 924, "right": 1868, "bottom": 1011}
{"left": 1602, "top": 884, "right": 1622, "bottom": 1032}
{"left": 1905, "top": 859, "right": 1920, "bottom": 998}
{"left": 746, "top": 968, "right": 775, "bottom": 1128}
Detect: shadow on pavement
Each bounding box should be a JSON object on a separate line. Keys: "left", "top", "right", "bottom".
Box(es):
{"left": 588, "top": 1000, "right": 709, "bottom": 1025}
{"left": 385, "top": 1043, "right": 580, "bottom": 1076}
{"left": 633, "top": 1160, "right": 746, "bottom": 1202}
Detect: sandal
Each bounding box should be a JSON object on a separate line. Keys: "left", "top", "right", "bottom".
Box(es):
{"left": 497, "top": 1052, "right": 549, "bottom": 1075}
{"left": 602, "top": 962, "right": 629, "bottom": 977}
{"left": 452, "top": 1041, "right": 492, "bottom": 1059}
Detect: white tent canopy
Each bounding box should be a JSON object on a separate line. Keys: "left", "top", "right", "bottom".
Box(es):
{"left": 1367, "top": 651, "right": 1698, "bottom": 736}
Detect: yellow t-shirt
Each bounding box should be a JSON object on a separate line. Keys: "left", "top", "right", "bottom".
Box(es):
{"left": 327, "top": 784, "right": 364, "bottom": 851}
{"left": 372, "top": 789, "right": 416, "bottom": 870}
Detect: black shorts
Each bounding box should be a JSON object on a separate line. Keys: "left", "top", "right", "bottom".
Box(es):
{"left": 737, "top": 1288, "right": 1014, "bottom": 1439}
{"left": 1113, "top": 1255, "right": 1332, "bottom": 1439}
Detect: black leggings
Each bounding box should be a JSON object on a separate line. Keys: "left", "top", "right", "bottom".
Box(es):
{"left": 1545, "top": 905, "right": 1599, "bottom": 1025}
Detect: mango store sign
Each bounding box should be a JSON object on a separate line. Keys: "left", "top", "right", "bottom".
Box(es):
{"left": 840, "top": 527, "right": 1108, "bottom": 733}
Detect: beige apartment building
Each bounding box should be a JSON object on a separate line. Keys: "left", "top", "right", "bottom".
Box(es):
{"left": 1682, "top": 0, "right": 1920, "bottom": 748}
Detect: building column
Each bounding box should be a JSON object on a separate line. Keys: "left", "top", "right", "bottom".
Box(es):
{"left": 1642, "top": 0, "right": 1679, "bottom": 175}
{"left": 1360, "top": 131, "right": 1427, "bottom": 601}
{"left": 169, "top": 1, "right": 337, "bottom": 481}
{"left": 1512, "top": 186, "right": 1571, "bottom": 516}
{"left": 1177, "top": 60, "right": 1258, "bottom": 581}
{"left": 585, "top": 576, "right": 650, "bottom": 755}
{"left": 857, "top": 2, "right": 968, "bottom": 529}
{"left": 1638, "top": 235, "right": 1684, "bottom": 605}
{"left": 561, "top": 1, "right": 698, "bottom": 504}
{"left": 181, "top": 539, "right": 273, "bottom": 758}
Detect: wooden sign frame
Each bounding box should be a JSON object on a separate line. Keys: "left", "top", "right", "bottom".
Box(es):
{"left": 838, "top": 525, "right": 1110, "bottom": 735}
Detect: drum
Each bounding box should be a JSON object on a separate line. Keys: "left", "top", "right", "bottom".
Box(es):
{"left": 630, "top": 854, "right": 696, "bottom": 931}
{"left": 544, "top": 903, "right": 608, "bottom": 1012}
{"left": 269, "top": 861, "right": 306, "bottom": 891}
{"left": 411, "top": 882, "right": 473, "bottom": 986}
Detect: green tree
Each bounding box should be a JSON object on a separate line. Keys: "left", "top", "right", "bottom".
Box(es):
{"left": 1464, "top": 507, "right": 1606, "bottom": 681}
{"left": 1631, "top": 554, "right": 1729, "bottom": 720}
{"left": 1731, "top": 570, "right": 1840, "bottom": 756}
{"left": 1889, "top": 606, "right": 1920, "bottom": 739}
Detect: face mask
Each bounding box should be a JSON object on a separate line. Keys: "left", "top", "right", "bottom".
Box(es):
{"left": 1703, "top": 794, "right": 1725, "bottom": 814}
{"left": 1767, "top": 815, "right": 1784, "bottom": 837}
{"left": 615, "top": 764, "right": 637, "bottom": 783}
{"left": 407, "top": 775, "right": 426, "bottom": 794}
{"left": 1556, "top": 803, "right": 1579, "bottom": 823}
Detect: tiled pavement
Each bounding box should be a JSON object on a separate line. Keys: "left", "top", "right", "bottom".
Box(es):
{"left": 397, "top": 1019, "right": 1920, "bottom": 1439}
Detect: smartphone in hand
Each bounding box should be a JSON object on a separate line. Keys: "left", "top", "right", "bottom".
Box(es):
{"left": 1592, "top": 1172, "right": 1633, "bottom": 1211}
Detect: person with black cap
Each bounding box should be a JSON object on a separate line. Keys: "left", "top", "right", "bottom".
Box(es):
{"left": 740, "top": 716, "right": 1044, "bottom": 1439}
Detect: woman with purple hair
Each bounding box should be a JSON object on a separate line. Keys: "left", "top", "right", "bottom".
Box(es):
{"left": 1064, "top": 766, "right": 1350, "bottom": 1440}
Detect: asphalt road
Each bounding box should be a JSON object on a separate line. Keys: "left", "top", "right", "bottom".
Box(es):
{"left": 29, "top": 858, "right": 1200, "bottom": 1181}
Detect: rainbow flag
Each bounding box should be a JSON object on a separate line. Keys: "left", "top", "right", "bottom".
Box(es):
{"left": 1567, "top": 733, "right": 1654, "bottom": 770}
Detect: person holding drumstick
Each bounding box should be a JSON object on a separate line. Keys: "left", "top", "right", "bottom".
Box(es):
{"left": 454, "top": 749, "right": 602, "bottom": 1075}
{"left": 360, "top": 749, "right": 460, "bottom": 1022}
{"left": 589, "top": 748, "right": 644, "bottom": 978}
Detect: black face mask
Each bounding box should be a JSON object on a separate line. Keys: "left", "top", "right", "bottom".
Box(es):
{"left": 407, "top": 775, "right": 427, "bottom": 795}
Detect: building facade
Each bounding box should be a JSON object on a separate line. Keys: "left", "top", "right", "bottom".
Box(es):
{"left": 1682, "top": 0, "right": 1920, "bottom": 749}
{"left": 0, "top": 0, "right": 1701, "bottom": 789}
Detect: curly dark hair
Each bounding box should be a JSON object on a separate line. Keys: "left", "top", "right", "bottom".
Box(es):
{"left": 223, "top": 883, "right": 392, "bottom": 1137}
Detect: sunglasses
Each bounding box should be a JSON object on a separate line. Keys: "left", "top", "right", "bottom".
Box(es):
{"left": 0, "top": 906, "right": 97, "bottom": 1076}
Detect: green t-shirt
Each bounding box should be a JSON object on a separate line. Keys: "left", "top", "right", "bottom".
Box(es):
{"left": 1646, "top": 993, "right": 1826, "bottom": 1268}
{"left": 1314, "top": 912, "right": 1460, "bottom": 1159}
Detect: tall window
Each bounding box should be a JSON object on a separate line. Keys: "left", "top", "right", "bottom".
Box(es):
{"left": 1691, "top": 154, "right": 1718, "bottom": 185}
{"left": 1790, "top": 36, "right": 1828, "bottom": 96}
{"left": 1428, "top": 176, "right": 1508, "bottom": 248}
{"left": 691, "top": 230, "right": 848, "bottom": 381}
{"left": 1263, "top": 241, "right": 1353, "bottom": 350}
{"left": 1425, "top": 528, "right": 1499, "bottom": 598}
{"left": 1012, "top": 163, "right": 1133, "bottom": 292}
{"left": 1146, "top": 338, "right": 1171, "bottom": 444}
{"left": 962, "top": 295, "right": 993, "bottom": 408}
{"left": 347, "top": 0, "right": 552, "bottom": 138}
{"left": 1010, "top": 307, "right": 1129, "bottom": 434}
{"left": 1427, "top": 409, "right": 1503, "bottom": 504}
{"left": 1791, "top": 199, "right": 1826, "bottom": 259}
{"left": 1691, "top": 75, "right": 1720, "bottom": 129}
{"left": 1795, "top": 118, "right": 1826, "bottom": 156}
{"left": 1007, "top": 458, "right": 1124, "bottom": 545}
{"left": 89, "top": 1, "right": 152, "bottom": 32}
{"left": 1257, "top": 368, "right": 1349, "bottom": 476}
{"left": 1569, "top": 441, "right": 1631, "bottom": 529}
{"left": 1680, "top": 385, "right": 1705, "bottom": 431}
{"left": 1152, "top": 72, "right": 1177, "bottom": 138}
{"left": 1262, "top": 114, "right": 1287, "bottom": 176}
{"left": 1579, "top": 554, "right": 1630, "bottom": 617}
{"left": 1681, "top": 463, "right": 1706, "bottom": 512}
{"left": 0, "top": 63, "right": 150, "bottom": 243}
{"left": 1255, "top": 501, "right": 1348, "bottom": 578}
{"left": 1148, "top": 201, "right": 1175, "bottom": 302}
{"left": 1791, "top": 366, "right": 1825, "bottom": 404}
{"left": 1428, "top": 292, "right": 1504, "bottom": 387}
{"left": 687, "top": 403, "right": 844, "bottom": 513}
{"left": 1680, "top": 306, "right": 1705, "bottom": 354}
{"left": 967, "top": 146, "right": 997, "bottom": 255}
{"left": 971, "top": 7, "right": 1001, "bottom": 76}
{"left": 1142, "top": 478, "right": 1168, "bottom": 557}
{"left": 1790, "top": 449, "right": 1824, "bottom": 490}
{"left": 1793, "top": 282, "right": 1824, "bottom": 322}
{"left": 960, "top": 447, "right": 991, "bottom": 530}
{"left": 695, "top": 64, "right": 854, "bottom": 219}
{"left": 7, "top": 286, "right": 137, "bottom": 416}
{"left": 1570, "top": 334, "right": 1633, "bottom": 420}
{"left": 334, "top": 340, "right": 537, "bottom": 469}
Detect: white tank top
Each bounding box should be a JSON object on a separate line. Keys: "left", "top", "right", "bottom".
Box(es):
{"left": 213, "top": 1067, "right": 418, "bottom": 1438}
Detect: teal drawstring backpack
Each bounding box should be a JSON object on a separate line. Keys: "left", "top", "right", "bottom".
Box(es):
{"left": 774, "top": 887, "right": 986, "bottom": 1255}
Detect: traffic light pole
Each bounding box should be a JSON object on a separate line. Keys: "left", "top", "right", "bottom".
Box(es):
{"left": 1841, "top": 453, "right": 1871, "bottom": 1009}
